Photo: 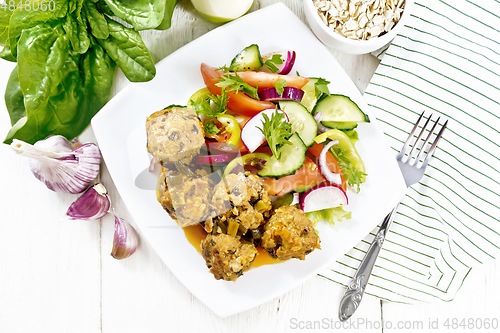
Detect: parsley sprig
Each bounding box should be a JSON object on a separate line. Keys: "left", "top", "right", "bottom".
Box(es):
{"left": 257, "top": 108, "right": 293, "bottom": 160}
{"left": 263, "top": 54, "right": 283, "bottom": 73}
{"left": 274, "top": 78, "right": 288, "bottom": 95}
{"left": 329, "top": 145, "right": 366, "bottom": 193}
{"left": 216, "top": 73, "right": 260, "bottom": 100}
{"left": 204, "top": 121, "right": 220, "bottom": 135}
{"left": 189, "top": 90, "right": 229, "bottom": 117}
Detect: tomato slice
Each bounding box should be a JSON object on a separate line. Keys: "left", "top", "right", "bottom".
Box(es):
{"left": 200, "top": 63, "right": 275, "bottom": 118}
{"left": 262, "top": 157, "right": 326, "bottom": 196}
{"left": 308, "top": 142, "right": 347, "bottom": 191}
{"left": 237, "top": 71, "right": 310, "bottom": 92}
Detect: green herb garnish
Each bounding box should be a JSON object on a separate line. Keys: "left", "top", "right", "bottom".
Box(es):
{"left": 216, "top": 72, "right": 260, "bottom": 100}
{"left": 257, "top": 108, "right": 292, "bottom": 160}
{"left": 190, "top": 90, "right": 228, "bottom": 117}
{"left": 263, "top": 54, "right": 283, "bottom": 73}
{"left": 310, "top": 77, "right": 331, "bottom": 97}
{"left": 274, "top": 78, "right": 288, "bottom": 95}
{"left": 329, "top": 146, "right": 366, "bottom": 193}
{"left": 204, "top": 121, "right": 220, "bottom": 135}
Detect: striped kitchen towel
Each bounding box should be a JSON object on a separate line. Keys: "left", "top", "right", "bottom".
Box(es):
{"left": 320, "top": 0, "right": 500, "bottom": 303}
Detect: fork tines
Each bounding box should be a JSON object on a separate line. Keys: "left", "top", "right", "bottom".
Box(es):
{"left": 397, "top": 111, "right": 448, "bottom": 168}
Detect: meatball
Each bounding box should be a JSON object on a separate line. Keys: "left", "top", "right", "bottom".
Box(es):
{"left": 146, "top": 107, "right": 205, "bottom": 165}
{"left": 261, "top": 205, "right": 321, "bottom": 260}
{"left": 211, "top": 172, "right": 272, "bottom": 232}
{"left": 201, "top": 233, "right": 258, "bottom": 281}
{"left": 156, "top": 167, "right": 215, "bottom": 227}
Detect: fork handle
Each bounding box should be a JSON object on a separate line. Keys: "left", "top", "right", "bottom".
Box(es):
{"left": 338, "top": 205, "right": 399, "bottom": 321}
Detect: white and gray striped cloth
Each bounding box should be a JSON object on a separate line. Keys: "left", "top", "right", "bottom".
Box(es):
{"left": 321, "top": 0, "right": 500, "bottom": 303}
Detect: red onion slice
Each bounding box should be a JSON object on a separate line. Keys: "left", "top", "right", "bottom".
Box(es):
{"left": 319, "top": 140, "right": 342, "bottom": 185}
{"left": 259, "top": 86, "right": 304, "bottom": 102}
{"left": 314, "top": 112, "right": 331, "bottom": 134}
{"left": 260, "top": 51, "right": 296, "bottom": 75}
{"left": 195, "top": 154, "right": 234, "bottom": 164}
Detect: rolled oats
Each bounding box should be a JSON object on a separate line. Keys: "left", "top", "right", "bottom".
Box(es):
{"left": 312, "top": 0, "right": 406, "bottom": 40}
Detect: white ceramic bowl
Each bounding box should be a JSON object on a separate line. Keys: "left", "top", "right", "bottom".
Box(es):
{"left": 303, "top": 0, "right": 414, "bottom": 54}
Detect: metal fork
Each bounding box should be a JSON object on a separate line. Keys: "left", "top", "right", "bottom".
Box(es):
{"left": 338, "top": 111, "right": 448, "bottom": 322}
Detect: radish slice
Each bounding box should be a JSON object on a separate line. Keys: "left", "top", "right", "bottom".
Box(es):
{"left": 241, "top": 108, "right": 288, "bottom": 153}
{"left": 259, "top": 87, "right": 304, "bottom": 102}
{"left": 149, "top": 156, "right": 156, "bottom": 172}
{"left": 300, "top": 184, "right": 348, "bottom": 213}
{"left": 314, "top": 112, "right": 330, "bottom": 134}
{"left": 195, "top": 154, "right": 233, "bottom": 164}
{"left": 260, "top": 51, "right": 296, "bottom": 75}
{"left": 319, "top": 139, "right": 342, "bottom": 185}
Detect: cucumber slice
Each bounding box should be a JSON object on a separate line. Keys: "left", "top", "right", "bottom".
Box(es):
{"left": 279, "top": 100, "right": 317, "bottom": 146}
{"left": 230, "top": 44, "right": 264, "bottom": 71}
{"left": 313, "top": 94, "right": 370, "bottom": 124}
{"left": 321, "top": 121, "right": 358, "bottom": 130}
{"left": 258, "top": 133, "right": 307, "bottom": 178}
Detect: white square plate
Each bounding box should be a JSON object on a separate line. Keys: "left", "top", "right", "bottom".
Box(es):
{"left": 92, "top": 3, "right": 406, "bottom": 318}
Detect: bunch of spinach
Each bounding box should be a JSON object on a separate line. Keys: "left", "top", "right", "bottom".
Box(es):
{"left": 0, "top": 0, "right": 178, "bottom": 144}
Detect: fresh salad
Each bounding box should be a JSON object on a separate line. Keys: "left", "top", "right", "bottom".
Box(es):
{"left": 146, "top": 44, "right": 369, "bottom": 281}
{"left": 188, "top": 44, "right": 369, "bottom": 225}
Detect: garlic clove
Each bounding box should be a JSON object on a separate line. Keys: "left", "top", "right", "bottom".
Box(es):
{"left": 33, "top": 135, "right": 73, "bottom": 153}
{"left": 11, "top": 136, "right": 101, "bottom": 194}
{"left": 66, "top": 183, "right": 111, "bottom": 221}
{"left": 111, "top": 215, "right": 139, "bottom": 259}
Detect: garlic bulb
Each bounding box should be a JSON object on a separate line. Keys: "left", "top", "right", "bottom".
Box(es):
{"left": 11, "top": 136, "right": 101, "bottom": 194}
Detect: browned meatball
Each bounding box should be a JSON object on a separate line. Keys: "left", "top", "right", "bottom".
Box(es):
{"left": 201, "top": 233, "right": 258, "bottom": 281}
{"left": 146, "top": 107, "right": 205, "bottom": 165}
{"left": 156, "top": 167, "right": 215, "bottom": 227}
{"left": 210, "top": 172, "right": 272, "bottom": 232}
{"left": 261, "top": 205, "right": 320, "bottom": 260}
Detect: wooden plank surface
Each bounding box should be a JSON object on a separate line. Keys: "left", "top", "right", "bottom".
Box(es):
{"left": 0, "top": 1, "right": 498, "bottom": 332}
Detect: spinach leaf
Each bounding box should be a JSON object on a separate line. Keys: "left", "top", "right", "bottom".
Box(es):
{"left": 4, "top": 24, "right": 80, "bottom": 144}
{"left": 96, "top": 0, "right": 114, "bottom": 16}
{"left": 98, "top": 18, "right": 155, "bottom": 82}
{"left": 52, "top": 0, "right": 70, "bottom": 18}
{"left": 155, "top": 0, "right": 178, "bottom": 30}
{"left": 8, "top": 9, "right": 60, "bottom": 59}
{"left": 103, "top": 0, "right": 167, "bottom": 31}
{"left": 0, "top": 45, "right": 16, "bottom": 62}
{"left": 84, "top": 1, "right": 109, "bottom": 40}
{"left": 74, "top": 41, "right": 116, "bottom": 131}
{"left": 63, "top": 13, "right": 90, "bottom": 54}
{"left": 4, "top": 67, "right": 26, "bottom": 126}
{"left": 0, "top": 7, "right": 11, "bottom": 44}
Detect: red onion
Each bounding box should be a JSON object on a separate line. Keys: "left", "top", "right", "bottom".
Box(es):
{"left": 319, "top": 140, "right": 342, "bottom": 185}
{"left": 195, "top": 154, "right": 234, "bottom": 164}
{"left": 314, "top": 112, "right": 331, "bottom": 134}
{"left": 259, "top": 86, "right": 304, "bottom": 102}
{"left": 260, "top": 51, "right": 296, "bottom": 75}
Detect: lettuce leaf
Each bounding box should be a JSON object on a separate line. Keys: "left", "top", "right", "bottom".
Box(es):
{"left": 306, "top": 206, "right": 352, "bottom": 226}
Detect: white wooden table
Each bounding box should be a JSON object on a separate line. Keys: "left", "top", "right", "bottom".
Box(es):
{"left": 1, "top": 1, "right": 499, "bottom": 332}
